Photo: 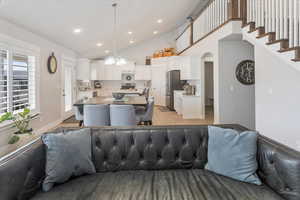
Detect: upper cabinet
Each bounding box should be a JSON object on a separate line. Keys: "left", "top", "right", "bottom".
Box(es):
{"left": 121, "top": 61, "right": 135, "bottom": 72}
{"left": 90, "top": 60, "right": 104, "bottom": 80}
{"left": 168, "top": 56, "right": 182, "bottom": 71}
{"left": 180, "top": 56, "right": 201, "bottom": 80}
{"left": 76, "top": 58, "right": 90, "bottom": 80}
{"left": 101, "top": 65, "right": 122, "bottom": 81}
{"left": 135, "top": 65, "right": 151, "bottom": 80}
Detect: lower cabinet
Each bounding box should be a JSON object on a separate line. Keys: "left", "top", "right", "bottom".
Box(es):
{"left": 151, "top": 65, "right": 167, "bottom": 106}
{"left": 174, "top": 92, "right": 203, "bottom": 119}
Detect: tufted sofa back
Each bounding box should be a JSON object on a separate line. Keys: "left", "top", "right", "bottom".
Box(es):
{"left": 257, "top": 135, "right": 300, "bottom": 200}
{"left": 91, "top": 126, "right": 208, "bottom": 172}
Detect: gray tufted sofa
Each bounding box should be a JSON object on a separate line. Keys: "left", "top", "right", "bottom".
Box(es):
{"left": 0, "top": 124, "right": 300, "bottom": 200}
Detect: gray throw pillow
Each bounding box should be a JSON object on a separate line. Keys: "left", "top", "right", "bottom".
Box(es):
{"left": 42, "top": 128, "right": 96, "bottom": 192}
{"left": 205, "top": 126, "right": 262, "bottom": 185}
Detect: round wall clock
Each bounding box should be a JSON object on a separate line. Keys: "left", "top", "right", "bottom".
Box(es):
{"left": 235, "top": 60, "right": 255, "bottom": 85}
{"left": 47, "top": 53, "right": 58, "bottom": 74}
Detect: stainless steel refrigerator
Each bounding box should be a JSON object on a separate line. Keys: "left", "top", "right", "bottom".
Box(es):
{"left": 166, "top": 70, "right": 185, "bottom": 111}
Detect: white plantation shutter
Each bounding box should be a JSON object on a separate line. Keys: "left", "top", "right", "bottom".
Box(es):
{"left": 0, "top": 49, "right": 8, "bottom": 114}
{"left": 0, "top": 48, "right": 37, "bottom": 115}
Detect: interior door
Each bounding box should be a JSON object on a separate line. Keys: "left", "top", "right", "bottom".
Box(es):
{"left": 61, "top": 57, "right": 76, "bottom": 120}
{"left": 151, "top": 65, "right": 166, "bottom": 106}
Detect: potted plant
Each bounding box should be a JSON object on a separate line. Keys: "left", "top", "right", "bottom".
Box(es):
{"left": 0, "top": 108, "right": 38, "bottom": 144}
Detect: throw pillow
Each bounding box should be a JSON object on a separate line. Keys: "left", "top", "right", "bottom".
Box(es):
{"left": 42, "top": 128, "right": 96, "bottom": 192}
{"left": 205, "top": 126, "right": 262, "bottom": 185}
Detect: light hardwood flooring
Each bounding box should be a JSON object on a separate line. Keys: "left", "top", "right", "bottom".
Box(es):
{"left": 59, "top": 106, "right": 214, "bottom": 128}
{"left": 0, "top": 106, "right": 214, "bottom": 158}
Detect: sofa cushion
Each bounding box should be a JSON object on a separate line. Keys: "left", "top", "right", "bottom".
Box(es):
{"left": 42, "top": 128, "right": 96, "bottom": 192}
{"left": 205, "top": 126, "right": 262, "bottom": 185}
{"left": 31, "top": 169, "right": 283, "bottom": 200}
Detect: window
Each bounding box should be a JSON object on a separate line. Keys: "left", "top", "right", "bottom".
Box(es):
{"left": 0, "top": 48, "right": 36, "bottom": 115}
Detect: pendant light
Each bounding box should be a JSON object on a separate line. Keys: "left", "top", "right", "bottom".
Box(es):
{"left": 104, "top": 2, "right": 127, "bottom": 66}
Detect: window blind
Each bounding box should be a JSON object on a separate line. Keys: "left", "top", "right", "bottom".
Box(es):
{"left": 0, "top": 50, "right": 8, "bottom": 114}
{"left": 0, "top": 49, "right": 36, "bottom": 115}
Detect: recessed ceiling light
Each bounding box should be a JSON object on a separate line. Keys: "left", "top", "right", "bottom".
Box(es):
{"left": 73, "top": 28, "right": 82, "bottom": 34}
{"left": 105, "top": 50, "right": 110, "bottom": 54}
{"left": 129, "top": 40, "right": 135, "bottom": 44}
{"left": 97, "top": 43, "right": 103, "bottom": 47}
{"left": 128, "top": 31, "right": 133, "bottom": 35}
{"left": 157, "top": 19, "right": 163, "bottom": 24}
{"left": 153, "top": 31, "right": 158, "bottom": 35}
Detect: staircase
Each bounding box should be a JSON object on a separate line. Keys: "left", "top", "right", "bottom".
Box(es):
{"left": 176, "top": 0, "right": 300, "bottom": 67}
{"left": 240, "top": 0, "right": 300, "bottom": 63}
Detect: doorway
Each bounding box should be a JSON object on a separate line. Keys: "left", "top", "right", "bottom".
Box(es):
{"left": 61, "top": 57, "right": 76, "bottom": 120}
{"left": 204, "top": 62, "right": 214, "bottom": 121}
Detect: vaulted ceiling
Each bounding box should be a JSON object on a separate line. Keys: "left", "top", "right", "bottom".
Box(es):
{"left": 0, "top": 0, "right": 206, "bottom": 58}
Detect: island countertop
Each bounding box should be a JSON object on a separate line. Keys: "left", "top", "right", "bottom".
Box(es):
{"left": 74, "top": 96, "right": 147, "bottom": 106}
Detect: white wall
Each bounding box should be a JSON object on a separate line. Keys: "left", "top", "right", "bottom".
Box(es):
{"left": 119, "top": 31, "right": 176, "bottom": 65}
{"left": 219, "top": 39, "right": 255, "bottom": 129}
{"left": 0, "top": 18, "right": 77, "bottom": 141}
{"left": 205, "top": 62, "right": 214, "bottom": 105}
{"left": 181, "top": 21, "right": 244, "bottom": 123}
{"left": 255, "top": 45, "right": 300, "bottom": 151}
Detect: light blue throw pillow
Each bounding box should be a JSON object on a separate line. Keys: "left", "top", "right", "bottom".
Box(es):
{"left": 205, "top": 126, "right": 262, "bottom": 185}
{"left": 42, "top": 128, "right": 96, "bottom": 192}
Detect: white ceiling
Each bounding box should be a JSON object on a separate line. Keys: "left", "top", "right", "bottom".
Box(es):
{"left": 0, "top": 0, "right": 204, "bottom": 59}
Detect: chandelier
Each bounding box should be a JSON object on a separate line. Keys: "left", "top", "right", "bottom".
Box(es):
{"left": 104, "top": 3, "right": 127, "bottom": 66}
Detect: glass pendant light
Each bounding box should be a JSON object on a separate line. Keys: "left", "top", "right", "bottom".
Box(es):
{"left": 104, "top": 3, "right": 127, "bottom": 66}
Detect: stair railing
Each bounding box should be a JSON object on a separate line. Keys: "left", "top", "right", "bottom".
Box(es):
{"left": 247, "top": 0, "right": 300, "bottom": 49}
{"left": 177, "top": 0, "right": 244, "bottom": 54}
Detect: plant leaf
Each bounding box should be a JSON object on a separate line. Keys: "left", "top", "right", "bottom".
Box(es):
{"left": 8, "top": 135, "right": 20, "bottom": 144}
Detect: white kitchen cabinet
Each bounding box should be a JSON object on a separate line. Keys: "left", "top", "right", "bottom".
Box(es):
{"left": 174, "top": 93, "right": 203, "bottom": 119}
{"left": 76, "top": 58, "right": 90, "bottom": 80}
{"left": 151, "top": 57, "right": 169, "bottom": 66}
{"left": 90, "top": 60, "right": 105, "bottom": 80}
{"left": 151, "top": 65, "right": 167, "bottom": 106}
{"left": 180, "top": 55, "right": 201, "bottom": 80}
{"left": 102, "top": 65, "right": 122, "bottom": 80}
{"left": 121, "top": 61, "right": 135, "bottom": 72}
{"left": 174, "top": 90, "right": 184, "bottom": 115}
{"left": 135, "top": 65, "right": 151, "bottom": 80}
{"left": 168, "top": 56, "right": 182, "bottom": 71}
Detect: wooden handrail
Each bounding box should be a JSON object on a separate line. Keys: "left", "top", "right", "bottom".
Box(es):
{"left": 176, "top": 0, "right": 243, "bottom": 54}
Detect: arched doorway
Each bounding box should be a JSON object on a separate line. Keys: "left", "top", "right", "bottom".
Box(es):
{"left": 201, "top": 53, "right": 214, "bottom": 123}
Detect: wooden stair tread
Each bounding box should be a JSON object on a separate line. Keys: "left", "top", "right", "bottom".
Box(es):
{"left": 256, "top": 32, "right": 275, "bottom": 39}
{"left": 278, "top": 47, "right": 300, "bottom": 53}
{"left": 266, "top": 39, "right": 288, "bottom": 45}
{"left": 292, "top": 58, "right": 300, "bottom": 62}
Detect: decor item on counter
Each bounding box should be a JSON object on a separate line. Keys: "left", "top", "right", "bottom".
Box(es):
{"left": 183, "top": 83, "right": 196, "bottom": 95}
{"left": 42, "top": 128, "right": 96, "bottom": 192}
{"left": 0, "top": 108, "right": 38, "bottom": 144}
{"left": 112, "top": 92, "right": 125, "bottom": 100}
{"left": 145, "top": 56, "right": 151, "bottom": 65}
{"left": 47, "top": 52, "right": 58, "bottom": 74}
{"left": 236, "top": 60, "right": 255, "bottom": 85}
{"left": 93, "top": 80, "right": 102, "bottom": 89}
{"left": 104, "top": 3, "right": 127, "bottom": 66}
{"left": 205, "top": 126, "right": 262, "bottom": 185}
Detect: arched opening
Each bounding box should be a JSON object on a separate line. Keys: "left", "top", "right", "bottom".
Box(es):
{"left": 201, "top": 53, "right": 215, "bottom": 123}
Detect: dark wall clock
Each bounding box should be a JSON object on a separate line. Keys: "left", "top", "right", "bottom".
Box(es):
{"left": 235, "top": 60, "right": 255, "bottom": 85}
{"left": 47, "top": 52, "right": 58, "bottom": 74}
